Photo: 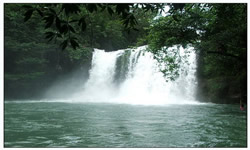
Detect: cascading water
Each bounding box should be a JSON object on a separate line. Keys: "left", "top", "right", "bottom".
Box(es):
{"left": 74, "top": 45, "right": 198, "bottom": 105}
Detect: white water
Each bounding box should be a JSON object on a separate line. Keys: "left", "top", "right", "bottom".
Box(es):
{"left": 73, "top": 46, "right": 198, "bottom": 105}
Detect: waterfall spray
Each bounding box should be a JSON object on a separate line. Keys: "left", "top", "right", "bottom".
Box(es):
{"left": 74, "top": 46, "right": 198, "bottom": 105}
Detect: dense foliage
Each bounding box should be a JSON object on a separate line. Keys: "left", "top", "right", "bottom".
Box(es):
{"left": 146, "top": 4, "right": 247, "bottom": 103}
{"left": 23, "top": 4, "right": 164, "bottom": 50}
{"left": 4, "top": 4, "right": 156, "bottom": 99}
{"left": 5, "top": 3, "right": 247, "bottom": 104}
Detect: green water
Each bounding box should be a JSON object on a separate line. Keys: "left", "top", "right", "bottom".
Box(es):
{"left": 4, "top": 101, "right": 247, "bottom": 148}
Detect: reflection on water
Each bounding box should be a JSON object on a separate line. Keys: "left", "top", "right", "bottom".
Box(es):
{"left": 4, "top": 101, "right": 247, "bottom": 148}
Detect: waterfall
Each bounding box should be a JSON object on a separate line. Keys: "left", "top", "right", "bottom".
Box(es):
{"left": 74, "top": 45, "right": 198, "bottom": 105}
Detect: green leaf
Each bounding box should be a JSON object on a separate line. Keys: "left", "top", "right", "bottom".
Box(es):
{"left": 55, "top": 17, "right": 61, "bottom": 30}
{"left": 122, "top": 12, "right": 129, "bottom": 18}
{"left": 45, "top": 31, "right": 54, "bottom": 38}
{"left": 70, "top": 19, "right": 79, "bottom": 23}
{"left": 107, "top": 7, "right": 114, "bottom": 16}
{"left": 99, "top": 4, "right": 106, "bottom": 11}
{"left": 49, "top": 8, "right": 56, "bottom": 15}
{"left": 36, "top": 9, "right": 44, "bottom": 17}
{"left": 24, "top": 9, "right": 34, "bottom": 22}
{"left": 56, "top": 33, "right": 62, "bottom": 38}
{"left": 172, "top": 3, "right": 186, "bottom": 11}
{"left": 68, "top": 25, "right": 75, "bottom": 33}
{"left": 81, "top": 21, "right": 87, "bottom": 31}
{"left": 87, "top": 4, "right": 97, "bottom": 13}
{"left": 133, "top": 28, "right": 139, "bottom": 31}
{"left": 59, "top": 24, "right": 68, "bottom": 34}
{"left": 60, "top": 39, "right": 68, "bottom": 50}
{"left": 70, "top": 38, "right": 79, "bottom": 49}
{"left": 22, "top": 5, "right": 33, "bottom": 9}
{"left": 45, "top": 32, "right": 55, "bottom": 42}
{"left": 78, "top": 17, "right": 86, "bottom": 31}
{"left": 62, "top": 4, "right": 80, "bottom": 15}
{"left": 123, "top": 19, "right": 129, "bottom": 28}
{"left": 44, "top": 15, "right": 54, "bottom": 29}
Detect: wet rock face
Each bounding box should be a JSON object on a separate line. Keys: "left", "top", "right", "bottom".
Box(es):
{"left": 114, "top": 50, "right": 131, "bottom": 85}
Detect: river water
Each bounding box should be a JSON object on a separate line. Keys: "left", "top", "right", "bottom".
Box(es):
{"left": 4, "top": 46, "right": 247, "bottom": 147}
{"left": 4, "top": 101, "right": 246, "bottom": 148}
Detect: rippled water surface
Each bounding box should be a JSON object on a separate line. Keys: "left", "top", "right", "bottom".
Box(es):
{"left": 4, "top": 101, "right": 247, "bottom": 147}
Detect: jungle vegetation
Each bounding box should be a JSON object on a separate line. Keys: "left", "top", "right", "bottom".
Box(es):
{"left": 4, "top": 3, "right": 247, "bottom": 103}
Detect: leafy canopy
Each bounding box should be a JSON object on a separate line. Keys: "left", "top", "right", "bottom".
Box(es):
{"left": 23, "top": 3, "right": 165, "bottom": 50}
{"left": 147, "top": 3, "right": 247, "bottom": 79}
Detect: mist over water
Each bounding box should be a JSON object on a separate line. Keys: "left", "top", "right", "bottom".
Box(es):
{"left": 5, "top": 46, "right": 247, "bottom": 148}
{"left": 72, "top": 46, "right": 198, "bottom": 105}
